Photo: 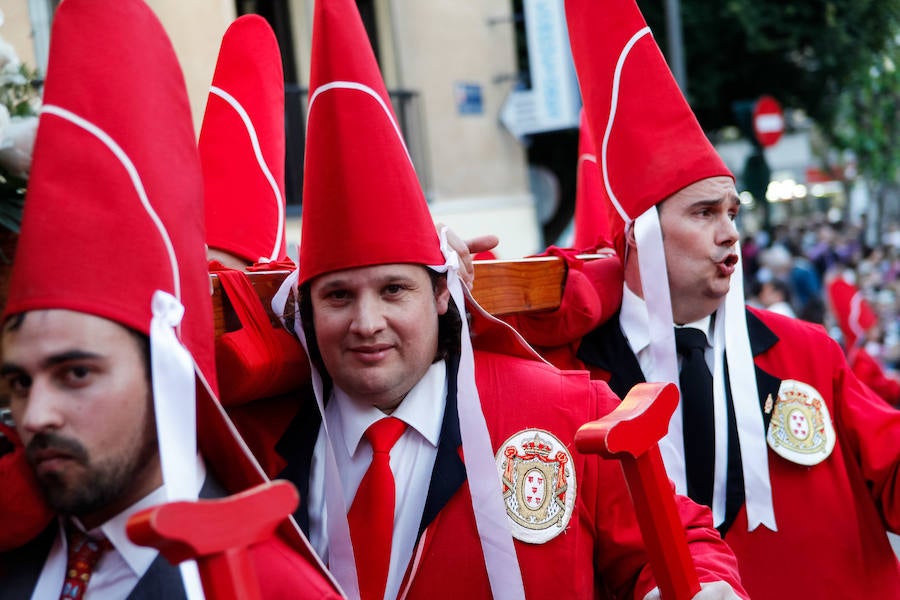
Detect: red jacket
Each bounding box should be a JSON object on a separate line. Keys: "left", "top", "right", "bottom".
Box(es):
{"left": 403, "top": 350, "right": 745, "bottom": 599}
{"left": 268, "top": 348, "right": 747, "bottom": 599}
{"left": 529, "top": 294, "right": 900, "bottom": 599}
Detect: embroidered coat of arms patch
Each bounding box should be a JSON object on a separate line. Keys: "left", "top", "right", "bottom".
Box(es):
{"left": 495, "top": 429, "right": 577, "bottom": 544}
{"left": 766, "top": 379, "right": 836, "bottom": 466}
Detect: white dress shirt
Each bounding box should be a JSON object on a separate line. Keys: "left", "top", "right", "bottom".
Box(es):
{"left": 31, "top": 457, "right": 206, "bottom": 600}
{"left": 620, "top": 284, "right": 714, "bottom": 373}
{"left": 308, "top": 361, "right": 446, "bottom": 600}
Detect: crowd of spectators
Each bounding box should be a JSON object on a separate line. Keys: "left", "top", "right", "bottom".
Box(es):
{"left": 744, "top": 216, "right": 900, "bottom": 382}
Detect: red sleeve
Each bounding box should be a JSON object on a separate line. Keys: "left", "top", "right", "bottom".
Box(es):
{"left": 850, "top": 349, "right": 900, "bottom": 406}
{"left": 501, "top": 251, "right": 623, "bottom": 350}
{"left": 832, "top": 339, "right": 900, "bottom": 532}
{"left": 0, "top": 422, "right": 54, "bottom": 551}
{"left": 250, "top": 536, "right": 343, "bottom": 599}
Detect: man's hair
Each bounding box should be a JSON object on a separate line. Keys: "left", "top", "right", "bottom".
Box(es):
{"left": 3, "top": 312, "right": 152, "bottom": 384}
{"left": 297, "top": 267, "right": 462, "bottom": 381}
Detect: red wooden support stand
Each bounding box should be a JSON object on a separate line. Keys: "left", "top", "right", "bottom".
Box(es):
{"left": 126, "top": 480, "right": 298, "bottom": 600}
{"left": 575, "top": 382, "right": 701, "bottom": 600}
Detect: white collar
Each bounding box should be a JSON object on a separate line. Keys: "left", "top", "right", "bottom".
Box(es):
{"left": 333, "top": 360, "right": 446, "bottom": 458}
{"left": 620, "top": 283, "right": 650, "bottom": 355}
{"left": 675, "top": 316, "right": 713, "bottom": 346}
{"left": 71, "top": 455, "right": 206, "bottom": 577}
{"left": 621, "top": 284, "right": 712, "bottom": 349}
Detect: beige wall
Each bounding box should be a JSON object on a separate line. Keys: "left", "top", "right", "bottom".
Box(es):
{"left": 4, "top": 0, "right": 541, "bottom": 256}
{"left": 145, "top": 0, "right": 236, "bottom": 132}
{"left": 391, "top": 1, "right": 539, "bottom": 255}
{"left": 2, "top": 0, "right": 235, "bottom": 133}
{"left": 1, "top": 1, "right": 36, "bottom": 68}
{"left": 393, "top": 0, "right": 529, "bottom": 201}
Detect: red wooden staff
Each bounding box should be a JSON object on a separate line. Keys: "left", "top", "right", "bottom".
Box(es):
{"left": 575, "top": 382, "right": 701, "bottom": 600}
{"left": 126, "top": 480, "right": 298, "bottom": 600}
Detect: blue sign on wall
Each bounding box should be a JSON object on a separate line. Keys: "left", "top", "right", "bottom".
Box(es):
{"left": 455, "top": 82, "right": 484, "bottom": 115}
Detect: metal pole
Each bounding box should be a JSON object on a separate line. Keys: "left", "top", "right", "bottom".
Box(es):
{"left": 664, "top": 0, "right": 687, "bottom": 92}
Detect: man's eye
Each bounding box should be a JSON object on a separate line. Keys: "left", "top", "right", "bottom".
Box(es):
{"left": 5, "top": 374, "right": 31, "bottom": 395}
{"left": 327, "top": 290, "right": 349, "bottom": 301}
{"left": 384, "top": 284, "right": 403, "bottom": 295}
{"left": 62, "top": 365, "right": 92, "bottom": 386}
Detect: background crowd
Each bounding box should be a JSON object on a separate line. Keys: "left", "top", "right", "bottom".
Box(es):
{"left": 745, "top": 218, "right": 900, "bottom": 384}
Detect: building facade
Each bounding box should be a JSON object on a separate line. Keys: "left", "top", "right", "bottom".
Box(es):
{"left": 8, "top": 0, "right": 547, "bottom": 258}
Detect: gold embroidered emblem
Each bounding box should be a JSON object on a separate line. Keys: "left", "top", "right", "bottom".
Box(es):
{"left": 495, "top": 429, "right": 576, "bottom": 544}
{"left": 766, "top": 379, "right": 835, "bottom": 466}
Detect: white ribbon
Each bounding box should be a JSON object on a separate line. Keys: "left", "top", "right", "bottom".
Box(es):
{"left": 432, "top": 227, "right": 525, "bottom": 600}
{"left": 723, "top": 246, "right": 777, "bottom": 531}
{"left": 273, "top": 270, "right": 359, "bottom": 600}
{"left": 634, "top": 210, "right": 685, "bottom": 493}
{"left": 149, "top": 290, "right": 205, "bottom": 600}
{"left": 710, "top": 306, "right": 729, "bottom": 525}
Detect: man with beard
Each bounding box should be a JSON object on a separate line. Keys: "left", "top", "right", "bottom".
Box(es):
{"left": 2, "top": 313, "right": 159, "bottom": 530}
{"left": 0, "top": 1, "right": 339, "bottom": 598}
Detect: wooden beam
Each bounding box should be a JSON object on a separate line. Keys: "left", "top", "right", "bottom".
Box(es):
{"left": 212, "top": 255, "right": 598, "bottom": 337}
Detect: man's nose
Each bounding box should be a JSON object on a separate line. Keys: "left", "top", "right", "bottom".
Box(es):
{"left": 349, "top": 294, "right": 386, "bottom": 336}
{"left": 15, "top": 379, "right": 65, "bottom": 435}
{"left": 716, "top": 215, "right": 739, "bottom": 247}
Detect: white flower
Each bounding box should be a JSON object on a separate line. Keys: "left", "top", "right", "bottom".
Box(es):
{"left": 0, "top": 115, "right": 37, "bottom": 178}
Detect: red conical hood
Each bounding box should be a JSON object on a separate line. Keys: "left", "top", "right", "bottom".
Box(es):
{"left": 200, "top": 14, "right": 287, "bottom": 264}
{"left": 827, "top": 276, "right": 877, "bottom": 348}
{"left": 298, "top": 0, "right": 442, "bottom": 285}
{"left": 573, "top": 110, "right": 612, "bottom": 250}
{"left": 566, "top": 0, "right": 732, "bottom": 248}
{"left": 5, "top": 0, "right": 214, "bottom": 391}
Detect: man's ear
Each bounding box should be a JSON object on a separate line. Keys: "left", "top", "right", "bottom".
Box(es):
{"left": 435, "top": 276, "right": 451, "bottom": 315}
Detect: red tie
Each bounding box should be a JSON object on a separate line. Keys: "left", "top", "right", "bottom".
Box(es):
{"left": 59, "top": 523, "right": 112, "bottom": 600}
{"left": 348, "top": 417, "right": 407, "bottom": 600}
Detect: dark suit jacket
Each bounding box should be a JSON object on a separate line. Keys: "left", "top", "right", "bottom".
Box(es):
{"left": 0, "top": 476, "right": 229, "bottom": 600}
{"left": 575, "top": 308, "right": 781, "bottom": 534}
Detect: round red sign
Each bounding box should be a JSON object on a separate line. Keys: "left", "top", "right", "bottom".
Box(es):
{"left": 753, "top": 95, "right": 784, "bottom": 147}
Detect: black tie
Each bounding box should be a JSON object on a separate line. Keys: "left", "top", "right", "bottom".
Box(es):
{"left": 674, "top": 327, "right": 715, "bottom": 509}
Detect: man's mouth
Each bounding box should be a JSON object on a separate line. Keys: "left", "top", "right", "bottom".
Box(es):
{"left": 715, "top": 254, "right": 739, "bottom": 276}
{"left": 31, "top": 448, "right": 79, "bottom": 474}
{"left": 26, "top": 433, "right": 88, "bottom": 473}
{"left": 349, "top": 343, "right": 393, "bottom": 363}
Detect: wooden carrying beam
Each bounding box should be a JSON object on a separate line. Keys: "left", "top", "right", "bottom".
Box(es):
{"left": 212, "top": 256, "right": 581, "bottom": 337}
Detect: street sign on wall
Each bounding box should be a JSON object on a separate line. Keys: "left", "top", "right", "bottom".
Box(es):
{"left": 500, "top": 0, "right": 581, "bottom": 138}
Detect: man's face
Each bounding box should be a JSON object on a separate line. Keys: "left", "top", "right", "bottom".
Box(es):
{"left": 1, "top": 310, "right": 159, "bottom": 528}
{"left": 310, "top": 263, "right": 451, "bottom": 413}
{"left": 657, "top": 176, "right": 741, "bottom": 324}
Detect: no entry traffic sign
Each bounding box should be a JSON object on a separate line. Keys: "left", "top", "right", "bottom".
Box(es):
{"left": 753, "top": 95, "right": 784, "bottom": 147}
